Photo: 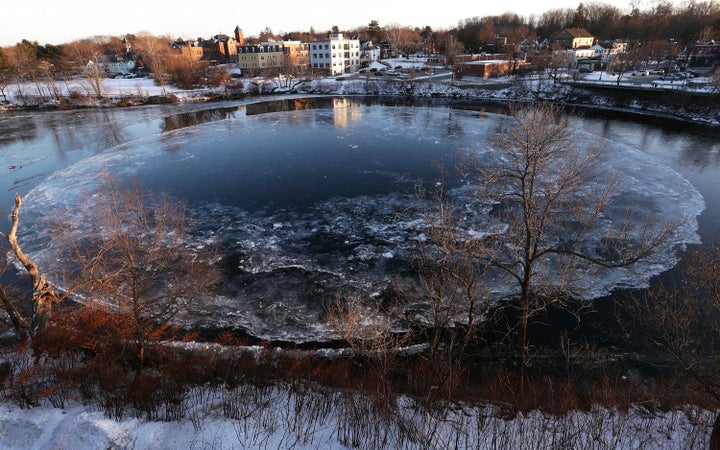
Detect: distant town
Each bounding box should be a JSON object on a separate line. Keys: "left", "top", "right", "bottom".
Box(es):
{"left": 0, "top": 2, "right": 718, "bottom": 104}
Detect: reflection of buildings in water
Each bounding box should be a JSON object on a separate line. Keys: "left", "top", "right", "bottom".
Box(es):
{"left": 162, "top": 106, "right": 244, "bottom": 132}
{"left": 331, "top": 98, "right": 362, "bottom": 129}
{"left": 284, "top": 100, "right": 315, "bottom": 125}
{"left": 243, "top": 98, "right": 364, "bottom": 127}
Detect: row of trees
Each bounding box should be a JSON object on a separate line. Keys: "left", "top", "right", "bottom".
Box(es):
{"left": 454, "top": 1, "right": 720, "bottom": 52}
{"left": 262, "top": 2, "right": 720, "bottom": 58}
{"left": 0, "top": 33, "right": 235, "bottom": 104}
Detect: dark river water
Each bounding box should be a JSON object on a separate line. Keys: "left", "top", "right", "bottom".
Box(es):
{"left": 0, "top": 96, "right": 717, "bottom": 341}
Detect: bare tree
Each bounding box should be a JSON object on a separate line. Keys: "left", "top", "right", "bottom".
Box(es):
{"left": 65, "top": 39, "right": 109, "bottom": 100}
{"left": 54, "top": 175, "right": 219, "bottom": 369}
{"left": 415, "top": 171, "right": 493, "bottom": 358}
{"left": 464, "top": 102, "right": 679, "bottom": 388}
{"left": 12, "top": 40, "right": 44, "bottom": 103}
{"left": 384, "top": 24, "right": 424, "bottom": 55}
{"left": 326, "top": 292, "right": 409, "bottom": 399}
{"left": 444, "top": 34, "right": 464, "bottom": 84}
{"left": 0, "top": 48, "right": 11, "bottom": 102}
{"left": 0, "top": 194, "right": 62, "bottom": 339}
{"left": 167, "top": 51, "right": 207, "bottom": 90}
{"left": 548, "top": 43, "right": 574, "bottom": 83}
{"left": 622, "top": 246, "right": 720, "bottom": 448}
{"left": 711, "top": 66, "right": 720, "bottom": 94}
{"left": 608, "top": 44, "right": 644, "bottom": 87}
{"left": 133, "top": 34, "right": 173, "bottom": 96}
{"left": 408, "top": 177, "right": 497, "bottom": 401}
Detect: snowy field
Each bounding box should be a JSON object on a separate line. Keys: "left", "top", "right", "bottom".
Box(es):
{"left": 0, "top": 388, "right": 712, "bottom": 449}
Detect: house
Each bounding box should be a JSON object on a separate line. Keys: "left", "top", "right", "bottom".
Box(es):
{"left": 202, "top": 34, "right": 238, "bottom": 63}
{"left": 283, "top": 41, "right": 310, "bottom": 72}
{"left": 359, "top": 41, "right": 380, "bottom": 67}
{"left": 456, "top": 59, "right": 526, "bottom": 79}
{"left": 689, "top": 41, "right": 720, "bottom": 67}
{"left": 170, "top": 38, "right": 204, "bottom": 62}
{"left": 237, "top": 40, "right": 310, "bottom": 74}
{"left": 519, "top": 39, "right": 541, "bottom": 53}
{"left": 550, "top": 28, "right": 595, "bottom": 49}
{"left": 379, "top": 42, "right": 397, "bottom": 60}
{"left": 105, "top": 55, "right": 136, "bottom": 76}
{"left": 309, "top": 33, "right": 361, "bottom": 75}
{"left": 237, "top": 42, "right": 285, "bottom": 72}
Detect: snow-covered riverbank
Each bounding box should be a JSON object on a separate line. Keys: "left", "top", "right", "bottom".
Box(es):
{"left": 2, "top": 66, "right": 718, "bottom": 127}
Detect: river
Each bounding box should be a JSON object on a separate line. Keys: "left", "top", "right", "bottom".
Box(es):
{"left": 0, "top": 96, "right": 717, "bottom": 341}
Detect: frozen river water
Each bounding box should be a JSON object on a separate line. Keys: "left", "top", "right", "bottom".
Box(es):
{"left": 0, "top": 97, "right": 716, "bottom": 341}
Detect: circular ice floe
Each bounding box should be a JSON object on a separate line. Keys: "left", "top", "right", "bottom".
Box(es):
{"left": 20, "top": 105, "right": 704, "bottom": 342}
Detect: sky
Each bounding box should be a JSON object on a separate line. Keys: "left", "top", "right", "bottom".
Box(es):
{"left": 1, "top": 0, "right": 672, "bottom": 47}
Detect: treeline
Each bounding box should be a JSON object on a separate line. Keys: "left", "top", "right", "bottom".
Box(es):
{"left": 453, "top": 1, "right": 720, "bottom": 51}
{"left": 0, "top": 33, "right": 238, "bottom": 105}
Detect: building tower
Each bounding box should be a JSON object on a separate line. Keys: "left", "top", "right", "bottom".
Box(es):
{"left": 234, "top": 26, "right": 245, "bottom": 46}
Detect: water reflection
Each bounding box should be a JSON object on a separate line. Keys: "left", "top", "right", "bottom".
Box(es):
{"left": 331, "top": 98, "right": 362, "bottom": 129}
{"left": 162, "top": 106, "right": 245, "bottom": 132}
{"left": 0, "top": 114, "right": 38, "bottom": 146}
{"left": 245, "top": 98, "right": 321, "bottom": 116}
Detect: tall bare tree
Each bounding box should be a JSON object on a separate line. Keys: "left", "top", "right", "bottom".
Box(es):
{"left": 464, "top": 102, "right": 679, "bottom": 388}
{"left": 0, "top": 48, "right": 11, "bottom": 102}
{"left": 415, "top": 172, "right": 492, "bottom": 358}
{"left": 133, "top": 33, "right": 173, "bottom": 96}
{"left": 608, "top": 43, "right": 644, "bottom": 87}
{"left": 54, "top": 175, "right": 219, "bottom": 369}
{"left": 65, "top": 38, "right": 110, "bottom": 99}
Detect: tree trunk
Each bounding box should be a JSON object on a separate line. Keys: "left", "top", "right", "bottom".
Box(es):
{"left": 1, "top": 194, "right": 60, "bottom": 334}
{"left": 0, "top": 285, "right": 29, "bottom": 339}
{"left": 710, "top": 413, "right": 720, "bottom": 450}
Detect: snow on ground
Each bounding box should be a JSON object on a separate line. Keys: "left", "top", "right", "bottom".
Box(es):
{"left": 0, "top": 393, "right": 713, "bottom": 449}
{"left": 1, "top": 65, "right": 717, "bottom": 125}
{"left": 381, "top": 57, "right": 436, "bottom": 70}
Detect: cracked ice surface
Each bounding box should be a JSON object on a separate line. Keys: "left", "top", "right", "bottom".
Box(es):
{"left": 19, "top": 104, "right": 704, "bottom": 342}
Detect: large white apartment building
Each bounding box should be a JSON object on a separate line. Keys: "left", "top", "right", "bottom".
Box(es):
{"left": 309, "top": 33, "right": 360, "bottom": 75}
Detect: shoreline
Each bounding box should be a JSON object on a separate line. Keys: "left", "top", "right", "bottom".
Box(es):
{"left": 2, "top": 75, "right": 719, "bottom": 128}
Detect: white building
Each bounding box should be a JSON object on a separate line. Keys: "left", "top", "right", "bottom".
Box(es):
{"left": 359, "top": 41, "right": 380, "bottom": 67}
{"left": 309, "top": 33, "right": 361, "bottom": 75}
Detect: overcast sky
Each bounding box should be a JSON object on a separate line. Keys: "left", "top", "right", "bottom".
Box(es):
{"left": 2, "top": 0, "right": 673, "bottom": 47}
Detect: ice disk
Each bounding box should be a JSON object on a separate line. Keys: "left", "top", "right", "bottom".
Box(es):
{"left": 18, "top": 105, "right": 704, "bottom": 342}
